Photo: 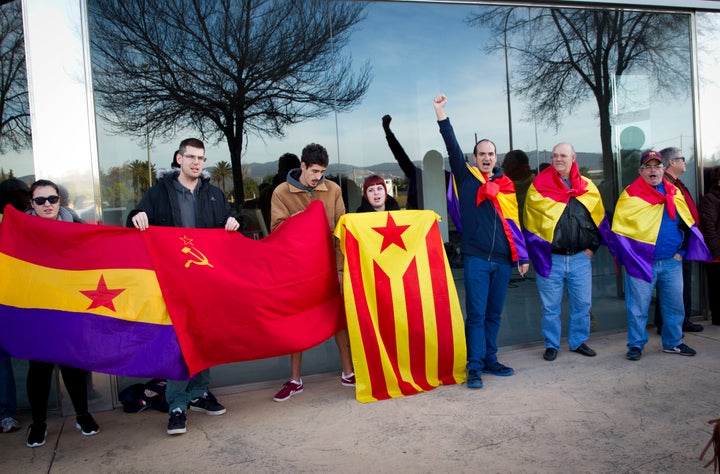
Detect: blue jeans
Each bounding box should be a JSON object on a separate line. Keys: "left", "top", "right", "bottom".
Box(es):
{"left": 166, "top": 369, "right": 210, "bottom": 413}
{"left": 625, "top": 258, "right": 684, "bottom": 350}
{"left": 536, "top": 252, "right": 593, "bottom": 351}
{"left": 464, "top": 256, "right": 511, "bottom": 372}
{"left": 0, "top": 357, "right": 17, "bottom": 420}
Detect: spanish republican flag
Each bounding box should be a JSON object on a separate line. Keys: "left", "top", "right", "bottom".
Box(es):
{"left": 0, "top": 201, "right": 343, "bottom": 378}
{"left": 523, "top": 162, "right": 612, "bottom": 277}
{"left": 335, "top": 210, "right": 466, "bottom": 403}
{"left": 612, "top": 176, "right": 711, "bottom": 282}
{"left": 0, "top": 206, "right": 188, "bottom": 380}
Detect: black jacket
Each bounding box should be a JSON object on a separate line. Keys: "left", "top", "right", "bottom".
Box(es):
{"left": 551, "top": 197, "right": 601, "bottom": 254}
{"left": 355, "top": 195, "right": 401, "bottom": 213}
{"left": 126, "top": 169, "right": 231, "bottom": 229}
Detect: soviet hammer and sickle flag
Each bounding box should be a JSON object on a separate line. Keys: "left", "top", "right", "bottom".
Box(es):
{"left": 335, "top": 210, "right": 466, "bottom": 403}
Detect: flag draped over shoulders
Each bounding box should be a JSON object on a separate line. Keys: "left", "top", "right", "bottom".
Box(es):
{"left": 0, "top": 201, "right": 344, "bottom": 378}
{"left": 0, "top": 206, "right": 188, "bottom": 379}
{"left": 612, "top": 176, "right": 711, "bottom": 282}
{"left": 334, "top": 210, "right": 466, "bottom": 403}
{"left": 523, "top": 162, "right": 611, "bottom": 277}
{"left": 462, "top": 164, "right": 527, "bottom": 262}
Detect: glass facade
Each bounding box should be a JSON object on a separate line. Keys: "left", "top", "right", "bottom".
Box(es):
{"left": 2, "top": 0, "right": 720, "bottom": 407}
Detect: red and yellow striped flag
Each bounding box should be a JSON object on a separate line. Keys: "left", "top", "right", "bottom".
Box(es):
{"left": 334, "top": 210, "right": 466, "bottom": 403}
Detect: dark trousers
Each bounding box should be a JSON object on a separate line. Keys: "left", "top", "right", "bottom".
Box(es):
{"left": 654, "top": 259, "right": 692, "bottom": 330}
{"left": 27, "top": 361, "right": 88, "bottom": 425}
{"left": 705, "top": 262, "right": 720, "bottom": 325}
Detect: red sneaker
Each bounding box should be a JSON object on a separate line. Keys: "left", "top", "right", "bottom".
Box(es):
{"left": 273, "top": 380, "right": 303, "bottom": 402}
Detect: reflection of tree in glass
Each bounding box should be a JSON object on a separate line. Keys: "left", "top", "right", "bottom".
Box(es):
{"left": 128, "top": 159, "right": 155, "bottom": 202}
{"left": 88, "top": 0, "right": 371, "bottom": 205}
{"left": 211, "top": 160, "right": 232, "bottom": 195}
{"left": 469, "top": 7, "right": 691, "bottom": 202}
{"left": 0, "top": 1, "right": 31, "bottom": 153}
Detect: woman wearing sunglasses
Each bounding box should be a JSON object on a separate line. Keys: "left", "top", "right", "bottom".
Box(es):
{"left": 24, "top": 179, "right": 98, "bottom": 448}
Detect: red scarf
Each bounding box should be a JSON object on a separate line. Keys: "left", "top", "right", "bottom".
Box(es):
{"left": 626, "top": 176, "right": 677, "bottom": 220}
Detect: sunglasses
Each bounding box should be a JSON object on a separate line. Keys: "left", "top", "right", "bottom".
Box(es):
{"left": 32, "top": 195, "right": 60, "bottom": 205}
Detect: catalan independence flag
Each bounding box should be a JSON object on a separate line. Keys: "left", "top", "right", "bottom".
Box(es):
{"left": 0, "top": 206, "right": 188, "bottom": 380}
{"left": 612, "top": 176, "right": 711, "bottom": 282}
{"left": 335, "top": 211, "right": 466, "bottom": 403}
{"left": 523, "top": 162, "right": 612, "bottom": 277}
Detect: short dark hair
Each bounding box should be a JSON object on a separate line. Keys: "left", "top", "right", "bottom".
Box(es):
{"left": 301, "top": 143, "right": 329, "bottom": 168}
{"left": 171, "top": 149, "right": 181, "bottom": 168}
{"left": 473, "top": 139, "right": 496, "bottom": 156}
{"left": 30, "top": 179, "right": 60, "bottom": 197}
{"left": 178, "top": 138, "right": 205, "bottom": 155}
{"left": 278, "top": 153, "right": 300, "bottom": 174}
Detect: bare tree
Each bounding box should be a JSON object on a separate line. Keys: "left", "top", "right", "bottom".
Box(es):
{"left": 469, "top": 7, "right": 691, "bottom": 199}
{"left": 0, "top": 0, "right": 31, "bottom": 153}
{"left": 88, "top": 0, "right": 371, "bottom": 204}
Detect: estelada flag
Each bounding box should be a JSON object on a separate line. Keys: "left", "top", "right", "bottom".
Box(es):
{"left": 141, "top": 200, "right": 344, "bottom": 376}
{"left": 334, "top": 210, "right": 466, "bottom": 403}
{"left": 0, "top": 206, "right": 188, "bottom": 380}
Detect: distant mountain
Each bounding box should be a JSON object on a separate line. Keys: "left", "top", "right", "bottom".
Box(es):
{"left": 239, "top": 150, "right": 603, "bottom": 183}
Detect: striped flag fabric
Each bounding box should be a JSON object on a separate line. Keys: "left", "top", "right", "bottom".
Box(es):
{"left": 334, "top": 210, "right": 466, "bottom": 403}
{"left": 0, "top": 206, "right": 188, "bottom": 380}
{"left": 0, "top": 201, "right": 344, "bottom": 378}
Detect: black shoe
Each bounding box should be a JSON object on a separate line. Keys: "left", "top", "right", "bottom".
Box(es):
{"left": 167, "top": 410, "right": 187, "bottom": 435}
{"left": 466, "top": 369, "right": 483, "bottom": 389}
{"left": 75, "top": 413, "right": 99, "bottom": 436}
{"left": 626, "top": 347, "right": 642, "bottom": 361}
{"left": 26, "top": 423, "right": 47, "bottom": 448}
{"left": 189, "top": 392, "right": 226, "bottom": 415}
{"left": 572, "top": 343, "right": 596, "bottom": 357}
{"left": 683, "top": 322, "right": 704, "bottom": 332}
{"left": 543, "top": 348, "right": 557, "bottom": 361}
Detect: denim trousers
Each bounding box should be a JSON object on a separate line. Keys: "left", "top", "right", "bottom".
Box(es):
{"left": 166, "top": 368, "right": 211, "bottom": 413}
{"left": 463, "top": 255, "right": 511, "bottom": 372}
{"left": 625, "top": 257, "right": 684, "bottom": 350}
{"left": 536, "top": 252, "right": 592, "bottom": 351}
{"left": 0, "top": 357, "right": 17, "bottom": 420}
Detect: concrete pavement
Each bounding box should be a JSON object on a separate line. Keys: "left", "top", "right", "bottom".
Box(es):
{"left": 1, "top": 324, "right": 719, "bottom": 473}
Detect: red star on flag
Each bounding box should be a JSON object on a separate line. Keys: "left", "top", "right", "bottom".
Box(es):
{"left": 372, "top": 213, "right": 411, "bottom": 252}
{"left": 80, "top": 275, "right": 125, "bottom": 312}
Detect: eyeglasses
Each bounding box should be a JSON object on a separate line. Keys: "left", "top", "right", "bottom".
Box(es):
{"left": 182, "top": 154, "right": 207, "bottom": 163}
{"left": 32, "top": 195, "right": 60, "bottom": 205}
{"left": 673, "top": 157, "right": 686, "bottom": 162}
{"left": 641, "top": 164, "right": 664, "bottom": 170}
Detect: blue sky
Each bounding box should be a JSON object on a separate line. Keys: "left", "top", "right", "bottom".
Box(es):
{"left": 1, "top": 1, "right": 700, "bottom": 178}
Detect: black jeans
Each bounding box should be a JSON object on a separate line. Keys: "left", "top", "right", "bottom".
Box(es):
{"left": 26, "top": 361, "right": 88, "bottom": 425}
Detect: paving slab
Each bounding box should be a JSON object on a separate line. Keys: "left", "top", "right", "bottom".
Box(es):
{"left": 1, "top": 325, "right": 718, "bottom": 473}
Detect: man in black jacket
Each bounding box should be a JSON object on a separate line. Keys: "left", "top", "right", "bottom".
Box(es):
{"left": 523, "top": 143, "right": 605, "bottom": 362}
{"left": 127, "top": 138, "right": 240, "bottom": 436}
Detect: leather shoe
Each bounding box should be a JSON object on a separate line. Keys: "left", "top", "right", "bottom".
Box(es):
{"left": 683, "top": 322, "right": 704, "bottom": 332}
{"left": 572, "top": 343, "right": 596, "bottom": 357}
{"left": 543, "top": 348, "right": 557, "bottom": 361}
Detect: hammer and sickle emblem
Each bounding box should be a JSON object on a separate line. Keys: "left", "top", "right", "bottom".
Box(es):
{"left": 182, "top": 246, "right": 214, "bottom": 268}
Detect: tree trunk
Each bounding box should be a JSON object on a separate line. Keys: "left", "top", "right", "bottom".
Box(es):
{"left": 229, "top": 137, "right": 244, "bottom": 208}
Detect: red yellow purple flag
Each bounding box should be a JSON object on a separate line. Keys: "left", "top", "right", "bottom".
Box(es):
{"left": 0, "top": 206, "right": 188, "bottom": 380}
{"left": 334, "top": 210, "right": 466, "bottom": 403}
{"left": 141, "top": 200, "right": 344, "bottom": 376}
{"left": 0, "top": 201, "right": 344, "bottom": 379}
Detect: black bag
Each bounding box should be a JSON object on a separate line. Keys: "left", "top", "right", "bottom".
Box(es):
{"left": 119, "top": 379, "right": 169, "bottom": 413}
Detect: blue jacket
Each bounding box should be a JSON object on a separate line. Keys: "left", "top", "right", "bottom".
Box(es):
{"left": 438, "top": 118, "right": 519, "bottom": 265}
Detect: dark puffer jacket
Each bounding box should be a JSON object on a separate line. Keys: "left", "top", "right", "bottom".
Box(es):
{"left": 126, "top": 169, "right": 231, "bottom": 229}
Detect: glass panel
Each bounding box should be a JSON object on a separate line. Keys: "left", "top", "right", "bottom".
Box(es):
{"left": 85, "top": 1, "right": 698, "bottom": 390}
{"left": 0, "top": 0, "right": 32, "bottom": 183}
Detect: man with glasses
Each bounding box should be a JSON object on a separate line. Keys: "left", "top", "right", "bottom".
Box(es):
{"left": 612, "top": 150, "right": 710, "bottom": 361}
{"left": 127, "top": 138, "right": 240, "bottom": 435}
{"left": 653, "top": 147, "right": 704, "bottom": 334}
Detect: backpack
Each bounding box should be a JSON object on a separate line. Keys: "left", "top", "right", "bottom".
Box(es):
{"left": 119, "top": 379, "right": 169, "bottom": 413}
